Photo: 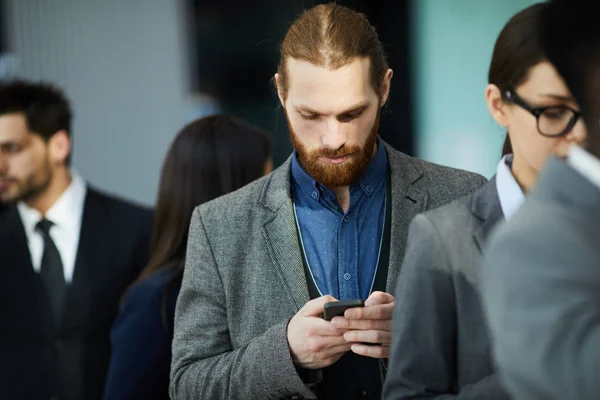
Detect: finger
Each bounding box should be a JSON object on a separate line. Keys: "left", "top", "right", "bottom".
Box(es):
{"left": 344, "top": 302, "right": 394, "bottom": 320}
{"left": 343, "top": 329, "right": 392, "bottom": 345}
{"left": 299, "top": 295, "right": 338, "bottom": 317}
{"left": 306, "top": 334, "right": 351, "bottom": 354}
{"left": 364, "top": 291, "right": 394, "bottom": 306}
{"left": 324, "top": 342, "right": 353, "bottom": 357}
{"left": 351, "top": 343, "right": 390, "bottom": 359}
{"left": 305, "top": 317, "right": 348, "bottom": 337}
{"left": 330, "top": 317, "right": 391, "bottom": 331}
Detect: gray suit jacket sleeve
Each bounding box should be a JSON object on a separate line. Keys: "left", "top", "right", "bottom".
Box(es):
{"left": 169, "top": 208, "right": 318, "bottom": 400}
{"left": 482, "top": 201, "right": 600, "bottom": 400}
{"left": 384, "top": 214, "right": 505, "bottom": 400}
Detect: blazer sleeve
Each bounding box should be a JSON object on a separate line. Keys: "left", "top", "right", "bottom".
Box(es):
{"left": 383, "top": 214, "right": 506, "bottom": 400}
{"left": 103, "top": 279, "right": 172, "bottom": 400}
{"left": 482, "top": 202, "right": 600, "bottom": 400}
{"left": 169, "top": 208, "right": 318, "bottom": 400}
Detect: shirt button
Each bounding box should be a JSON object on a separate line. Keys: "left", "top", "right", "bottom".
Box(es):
{"left": 366, "top": 185, "right": 373, "bottom": 193}
{"left": 343, "top": 273, "right": 351, "bottom": 281}
{"left": 343, "top": 215, "right": 350, "bottom": 223}
{"left": 311, "top": 191, "right": 318, "bottom": 199}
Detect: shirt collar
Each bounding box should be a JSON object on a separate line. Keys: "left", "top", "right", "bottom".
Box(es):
{"left": 17, "top": 170, "right": 87, "bottom": 234}
{"left": 495, "top": 154, "right": 525, "bottom": 220}
{"left": 358, "top": 137, "right": 388, "bottom": 196}
{"left": 291, "top": 137, "right": 388, "bottom": 202}
{"left": 567, "top": 144, "right": 600, "bottom": 191}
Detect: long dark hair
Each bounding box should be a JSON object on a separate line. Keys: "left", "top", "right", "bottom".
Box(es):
{"left": 133, "top": 115, "right": 271, "bottom": 327}
{"left": 488, "top": 3, "right": 547, "bottom": 157}
{"left": 541, "top": 0, "right": 600, "bottom": 156}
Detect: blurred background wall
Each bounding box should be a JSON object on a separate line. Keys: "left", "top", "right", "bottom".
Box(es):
{"left": 3, "top": 0, "right": 191, "bottom": 205}
{"left": 413, "top": 0, "right": 540, "bottom": 178}
{"left": 1, "top": 0, "right": 541, "bottom": 206}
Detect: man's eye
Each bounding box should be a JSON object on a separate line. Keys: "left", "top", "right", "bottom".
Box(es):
{"left": 339, "top": 112, "right": 362, "bottom": 122}
{"left": 301, "top": 114, "right": 318, "bottom": 120}
{"left": 4, "top": 144, "right": 21, "bottom": 153}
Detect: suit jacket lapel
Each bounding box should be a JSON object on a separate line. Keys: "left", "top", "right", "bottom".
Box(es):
{"left": 1, "top": 206, "right": 50, "bottom": 299}
{"left": 0, "top": 206, "right": 54, "bottom": 333}
{"left": 59, "top": 189, "right": 102, "bottom": 333}
{"left": 384, "top": 143, "right": 427, "bottom": 294}
{"left": 1, "top": 206, "right": 40, "bottom": 282}
{"left": 472, "top": 178, "right": 504, "bottom": 253}
{"left": 261, "top": 159, "right": 310, "bottom": 311}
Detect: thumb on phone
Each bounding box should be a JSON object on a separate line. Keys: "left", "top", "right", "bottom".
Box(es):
{"left": 299, "top": 295, "right": 338, "bottom": 317}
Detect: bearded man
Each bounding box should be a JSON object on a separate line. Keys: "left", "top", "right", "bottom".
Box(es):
{"left": 170, "top": 4, "right": 485, "bottom": 400}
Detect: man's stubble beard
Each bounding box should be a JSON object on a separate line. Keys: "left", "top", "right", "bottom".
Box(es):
{"left": 0, "top": 156, "right": 53, "bottom": 205}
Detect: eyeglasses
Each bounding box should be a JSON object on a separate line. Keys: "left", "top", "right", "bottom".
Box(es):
{"left": 504, "top": 90, "right": 581, "bottom": 137}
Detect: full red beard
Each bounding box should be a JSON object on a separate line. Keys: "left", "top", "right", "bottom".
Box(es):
{"left": 287, "top": 109, "right": 380, "bottom": 188}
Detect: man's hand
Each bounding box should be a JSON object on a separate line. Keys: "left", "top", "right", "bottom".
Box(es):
{"left": 287, "top": 295, "right": 352, "bottom": 370}
{"left": 330, "top": 291, "right": 394, "bottom": 358}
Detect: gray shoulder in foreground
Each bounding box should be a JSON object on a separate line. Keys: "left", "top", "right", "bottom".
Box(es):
{"left": 411, "top": 156, "right": 487, "bottom": 206}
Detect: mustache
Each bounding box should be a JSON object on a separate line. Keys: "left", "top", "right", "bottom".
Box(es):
{"left": 314, "top": 145, "right": 360, "bottom": 157}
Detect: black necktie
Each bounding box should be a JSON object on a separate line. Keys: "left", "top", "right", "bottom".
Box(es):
{"left": 36, "top": 219, "right": 67, "bottom": 323}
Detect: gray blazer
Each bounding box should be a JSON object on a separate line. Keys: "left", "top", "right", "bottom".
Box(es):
{"left": 169, "top": 142, "right": 486, "bottom": 400}
{"left": 383, "top": 178, "right": 510, "bottom": 400}
{"left": 482, "top": 157, "right": 600, "bottom": 400}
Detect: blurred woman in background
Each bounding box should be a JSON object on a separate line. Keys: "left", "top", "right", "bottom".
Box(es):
{"left": 103, "top": 115, "right": 272, "bottom": 400}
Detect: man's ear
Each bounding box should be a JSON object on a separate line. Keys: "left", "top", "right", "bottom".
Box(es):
{"left": 48, "top": 130, "right": 71, "bottom": 165}
{"left": 275, "top": 73, "right": 285, "bottom": 107}
{"left": 379, "top": 69, "right": 393, "bottom": 106}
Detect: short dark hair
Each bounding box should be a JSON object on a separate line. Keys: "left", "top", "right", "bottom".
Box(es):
{"left": 0, "top": 79, "right": 72, "bottom": 141}
{"left": 488, "top": 3, "right": 547, "bottom": 157}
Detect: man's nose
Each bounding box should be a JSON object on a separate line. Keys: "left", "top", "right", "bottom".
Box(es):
{"left": 321, "top": 119, "right": 347, "bottom": 150}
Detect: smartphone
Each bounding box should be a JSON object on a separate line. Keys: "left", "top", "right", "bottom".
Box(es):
{"left": 322, "top": 299, "right": 364, "bottom": 321}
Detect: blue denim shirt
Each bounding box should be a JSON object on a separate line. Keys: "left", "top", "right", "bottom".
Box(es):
{"left": 291, "top": 138, "right": 388, "bottom": 300}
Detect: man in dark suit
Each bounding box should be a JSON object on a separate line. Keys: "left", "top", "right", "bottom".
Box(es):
{"left": 482, "top": 1, "right": 600, "bottom": 399}
{"left": 0, "top": 80, "right": 153, "bottom": 400}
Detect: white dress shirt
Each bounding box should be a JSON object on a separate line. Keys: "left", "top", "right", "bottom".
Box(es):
{"left": 495, "top": 154, "right": 526, "bottom": 220}
{"left": 568, "top": 144, "right": 600, "bottom": 191}
{"left": 17, "top": 170, "right": 87, "bottom": 283}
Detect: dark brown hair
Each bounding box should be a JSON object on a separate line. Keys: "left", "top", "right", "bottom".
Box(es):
{"left": 277, "top": 3, "right": 388, "bottom": 100}
{"left": 0, "top": 79, "right": 73, "bottom": 162}
{"left": 488, "top": 3, "right": 547, "bottom": 157}
{"left": 541, "top": 0, "right": 600, "bottom": 156}
{"left": 133, "top": 115, "right": 271, "bottom": 328}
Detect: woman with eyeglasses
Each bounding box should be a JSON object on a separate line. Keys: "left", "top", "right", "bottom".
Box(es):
{"left": 383, "top": 3, "right": 586, "bottom": 400}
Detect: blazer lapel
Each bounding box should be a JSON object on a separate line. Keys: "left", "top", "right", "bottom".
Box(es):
{"left": 0, "top": 206, "right": 51, "bottom": 303}
{"left": 1, "top": 206, "right": 41, "bottom": 282}
{"left": 261, "top": 158, "right": 310, "bottom": 311}
{"left": 59, "top": 189, "right": 103, "bottom": 333}
{"left": 384, "top": 144, "right": 427, "bottom": 294}
{"left": 472, "top": 178, "right": 504, "bottom": 253}
{"left": 0, "top": 206, "right": 54, "bottom": 334}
